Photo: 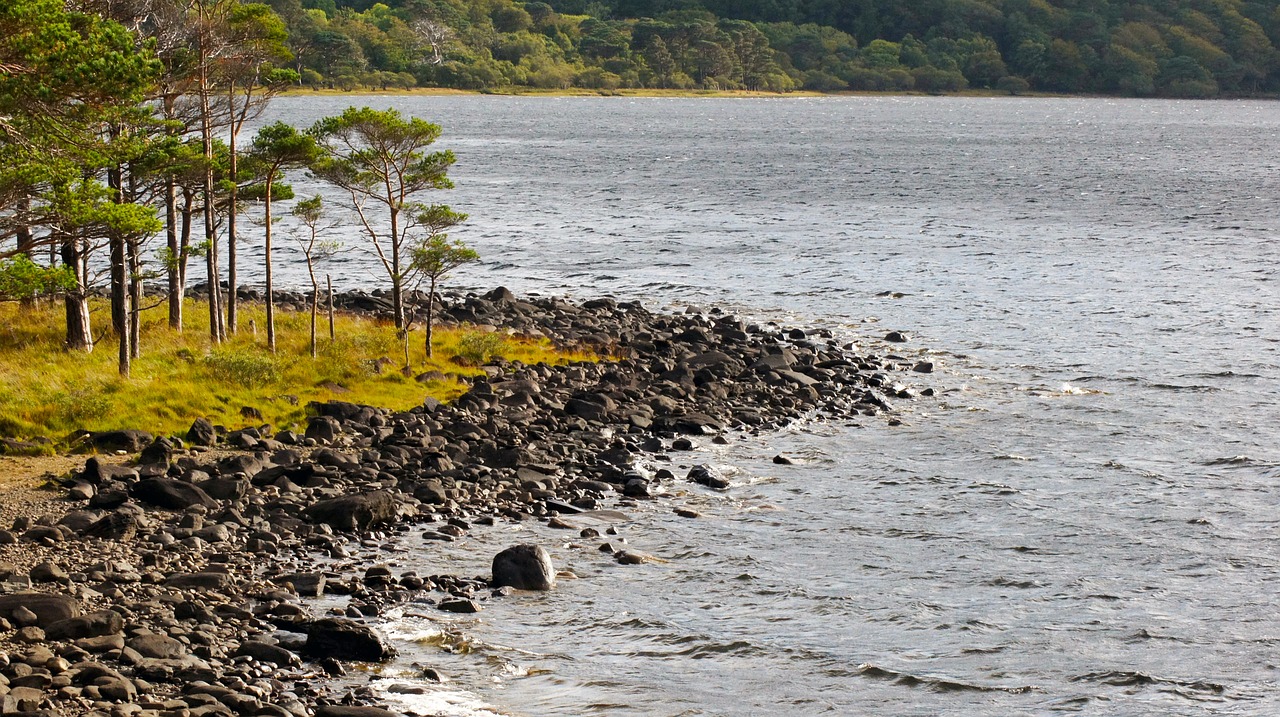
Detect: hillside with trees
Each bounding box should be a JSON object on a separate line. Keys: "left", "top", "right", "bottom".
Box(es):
{"left": 272, "top": 0, "right": 1280, "bottom": 96}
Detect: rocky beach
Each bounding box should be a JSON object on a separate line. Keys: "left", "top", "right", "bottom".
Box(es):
{"left": 0, "top": 288, "right": 931, "bottom": 717}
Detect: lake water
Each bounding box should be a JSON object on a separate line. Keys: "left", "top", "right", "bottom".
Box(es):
{"left": 248, "top": 96, "right": 1280, "bottom": 716}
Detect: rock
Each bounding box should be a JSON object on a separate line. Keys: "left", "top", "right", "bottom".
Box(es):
{"left": 45, "top": 610, "right": 124, "bottom": 640}
{"left": 884, "top": 331, "right": 909, "bottom": 343}
{"left": 92, "top": 429, "right": 153, "bottom": 453}
{"left": 81, "top": 511, "right": 138, "bottom": 541}
{"left": 614, "top": 550, "right": 652, "bottom": 565}
{"left": 128, "top": 634, "right": 186, "bottom": 659}
{"left": 138, "top": 437, "right": 175, "bottom": 467}
{"left": 305, "top": 416, "right": 342, "bottom": 444}
{"left": 273, "top": 573, "right": 326, "bottom": 598}
{"left": 315, "top": 707, "right": 397, "bottom": 717}
{"left": 491, "top": 544, "right": 556, "bottom": 591}
{"left": 164, "top": 572, "right": 233, "bottom": 591}
{"left": 687, "top": 464, "right": 730, "bottom": 490}
{"left": 772, "top": 454, "right": 794, "bottom": 465}
{"left": 129, "top": 478, "right": 217, "bottom": 510}
{"left": 303, "top": 491, "right": 399, "bottom": 532}
{"left": 235, "top": 641, "right": 300, "bottom": 666}
{"left": 186, "top": 417, "right": 217, "bottom": 447}
{"left": 29, "top": 562, "right": 68, "bottom": 583}
{"left": 437, "top": 599, "right": 481, "bottom": 614}
{"left": 0, "top": 593, "right": 82, "bottom": 627}
{"left": 912, "top": 360, "right": 934, "bottom": 373}
{"left": 304, "top": 619, "right": 396, "bottom": 662}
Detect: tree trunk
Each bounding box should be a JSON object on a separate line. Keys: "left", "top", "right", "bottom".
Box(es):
{"left": 60, "top": 238, "right": 92, "bottom": 353}
{"left": 198, "top": 17, "right": 224, "bottom": 345}
{"left": 389, "top": 206, "right": 403, "bottom": 330}
{"left": 327, "top": 274, "right": 335, "bottom": 341}
{"left": 226, "top": 84, "right": 239, "bottom": 335}
{"left": 166, "top": 178, "right": 181, "bottom": 329}
{"left": 425, "top": 279, "right": 436, "bottom": 360}
{"left": 127, "top": 236, "right": 142, "bottom": 360}
{"left": 309, "top": 278, "right": 318, "bottom": 359}
{"left": 264, "top": 177, "right": 276, "bottom": 352}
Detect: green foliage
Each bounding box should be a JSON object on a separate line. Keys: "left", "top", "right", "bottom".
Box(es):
{"left": 0, "top": 255, "right": 75, "bottom": 299}
{"left": 453, "top": 331, "right": 507, "bottom": 366}
{"left": 203, "top": 347, "right": 282, "bottom": 387}
{"left": 270, "top": 0, "right": 1280, "bottom": 96}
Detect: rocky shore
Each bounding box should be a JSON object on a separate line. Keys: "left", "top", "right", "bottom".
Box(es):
{"left": 0, "top": 288, "right": 933, "bottom": 717}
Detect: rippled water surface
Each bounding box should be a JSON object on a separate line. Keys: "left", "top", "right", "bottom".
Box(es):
{"left": 249, "top": 96, "right": 1280, "bottom": 716}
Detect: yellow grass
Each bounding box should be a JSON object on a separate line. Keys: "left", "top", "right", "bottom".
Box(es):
{"left": 0, "top": 298, "right": 595, "bottom": 446}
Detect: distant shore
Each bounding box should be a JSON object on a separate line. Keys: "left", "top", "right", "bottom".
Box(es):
{"left": 278, "top": 86, "right": 1060, "bottom": 100}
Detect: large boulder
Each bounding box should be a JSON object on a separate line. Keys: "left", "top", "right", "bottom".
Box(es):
{"left": 687, "top": 464, "right": 730, "bottom": 490}
{"left": 303, "top": 491, "right": 399, "bottom": 532}
{"left": 45, "top": 610, "right": 124, "bottom": 640}
{"left": 92, "top": 429, "right": 152, "bottom": 453}
{"left": 304, "top": 619, "right": 396, "bottom": 662}
{"left": 491, "top": 544, "right": 555, "bottom": 591}
{"left": 0, "top": 593, "right": 81, "bottom": 627}
{"left": 186, "top": 417, "right": 217, "bottom": 447}
{"left": 129, "top": 478, "right": 217, "bottom": 510}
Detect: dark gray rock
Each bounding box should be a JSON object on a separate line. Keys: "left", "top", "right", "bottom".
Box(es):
{"left": 687, "top": 464, "right": 730, "bottom": 490}
{"left": 304, "top": 619, "right": 396, "bottom": 662}
{"left": 129, "top": 478, "right": 217, "bottom": 510}
{"left": 315, "top": 707, "right": 398, "bottom": 717}
{"left": 81, "top": 511, "right": 138, "bottom": 541}
{"left": 235, "top": 641, "right": 300, "bottom": 666}
{"left": 186, "top": 417, "right": 217, "bottom": 447}
{"left": 92, "top": 429, "right": 153, "bottom": 453}
{"left": 491, "top": 544, "right": 556, "bottom": 591}
{"left": 45, "top": 610, "right": 123, "bottom": 640}
{"left": 303, "top": 491, "right": 399, "bottom": 532}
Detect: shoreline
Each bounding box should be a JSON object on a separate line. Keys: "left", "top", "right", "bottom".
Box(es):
{"left": 0, "top": 289, "right": 933, "bottom": 716}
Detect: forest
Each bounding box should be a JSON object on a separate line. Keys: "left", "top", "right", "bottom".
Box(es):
{"left": 277, "top": 0, "right": 1280, "bottom": 96}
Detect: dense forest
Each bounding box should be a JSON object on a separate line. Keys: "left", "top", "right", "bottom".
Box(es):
{"left": 274, "top": 0, "right": 1280, "bottom": 96}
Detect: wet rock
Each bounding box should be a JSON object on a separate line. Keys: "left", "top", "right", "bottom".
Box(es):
{"left": 235, "top": 641, "right": 300, "bottom": 666}
{"left": 885, "top": 331, "right": 909, "bottom": 343}
{"left": 437, "top": 599, "right": 480, "bottom": 614}
{"left": 491, "top": 544, "right": 555, "bottom": 591}
{"left": 687, "top": 464, "right": 730, "bottom": 490}
{"left": 305, "top": 619, "right": 396, "bottom": 662}
{"left": 772, "top": 454, "right": 794, "bottom": 465}
{"left": 315, "top": 707, "right": 398, "bottom": 717}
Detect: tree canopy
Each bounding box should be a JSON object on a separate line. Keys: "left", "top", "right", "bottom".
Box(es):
{"left": 253, "top": 0, "right": 1280, "bottom": 96}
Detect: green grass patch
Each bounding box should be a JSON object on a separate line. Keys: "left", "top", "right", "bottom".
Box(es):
{"left": 0, "top": 298, "right": 596, "bottom": 444}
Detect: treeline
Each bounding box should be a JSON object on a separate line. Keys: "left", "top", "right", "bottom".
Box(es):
{"left": 276, "top": 0, "right": 1279, "bottom": 96}
{"left": 0, "top": 0, "right": 471, "bottom": 379}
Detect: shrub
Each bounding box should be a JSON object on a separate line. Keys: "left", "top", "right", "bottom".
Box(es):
{"left": 52, "top": 388, "right": 109, "bottom": 424}
{"left": 204, "top": 348, "right": 280, "bottom": 388}
{"left": 453, "top": 332, "right": 507, "bottom": 366}
{"left": 996, "top": 75, "right": 1031, "bottom": 95}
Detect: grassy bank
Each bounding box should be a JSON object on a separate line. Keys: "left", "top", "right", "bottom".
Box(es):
{"left": 0, "top": 298, "right": 593, "bottom": 448}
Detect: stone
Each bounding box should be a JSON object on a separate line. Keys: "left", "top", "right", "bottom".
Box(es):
{"left": 491, "top": 544, "right": 555, "bottom": 591}
{"left": 305, "top": 619, "right": 395, "bottom": 662}
{"left": 45, "top": 610, "right": 124, "bottom": 641}
{"left": 127, "top": 634, "right": 186, "bottom": 659}
{"left": 82, "top": 512, "right": 138, "bottom": 541}
{"left": 303, "top": 491, "right": 399, "bottom": 532}
{"left": 304, "top": 416, "right": 341, "bottom": 445}
{"left": 437, "top": 599, "right": 480, "bottom": 614}
{"left": 186, "top": 418, "right": 217, "bottom": 447}
{"left": 314, "top": 707, "right": 397, "bottom": 717}
{"left": 687, "top": 464, "right": 730, "bottom": 490}
{"left": 29, "top": 562, "right": 68, "bottom": 583}
{"left": 234, "top": 642, "right": 300, "bottom": 667}
{"left": 129, "top": 479, "right": 217, "bottom": 511}
{"left": 884, "top": 331, "right": 909, "bottom": 343}
{"left": 92, "top": 429, "right": 153, "bottom": 453}
{"left": 0, "top": 593, "right": 82, "bottom": 627}
{"left": 164, "top": 573, "right": 233, "bottom": 591}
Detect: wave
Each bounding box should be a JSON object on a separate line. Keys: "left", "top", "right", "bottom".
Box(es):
{"left": 1070, "top": 670, "right": 1224, "bottom": 696}
{"left": 856, "top": 664, "right": 1034, "bottom": 694}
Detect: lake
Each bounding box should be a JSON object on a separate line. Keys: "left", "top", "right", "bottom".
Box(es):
{"left": 248, "top": 95, "right": 1280, "bottom": 716}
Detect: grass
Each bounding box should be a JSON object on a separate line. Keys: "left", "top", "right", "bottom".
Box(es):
{"left": 0, "top": 298, "right": 596, "bottom": 447}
